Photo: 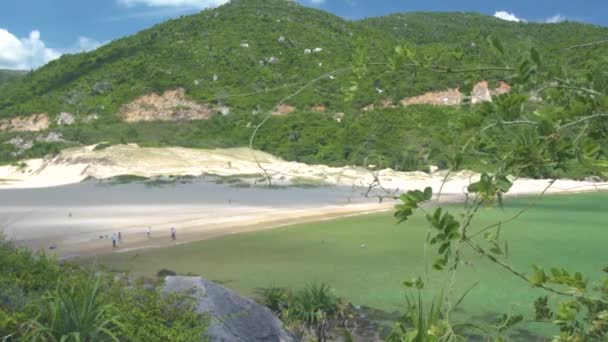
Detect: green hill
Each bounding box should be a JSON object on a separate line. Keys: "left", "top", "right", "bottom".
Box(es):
{"left": 0, "top": 69, "right": 28, "bottom": 87}
{"left": 3, "top": 0, "right": 607, "bottom": 119}
{"left": 0, "top": 0, "right": 389, "bottom": 117}
{"left": 0, "top": 0, "right": 606, "bottom": 176}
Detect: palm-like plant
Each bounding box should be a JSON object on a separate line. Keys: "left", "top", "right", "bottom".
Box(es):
{"left": 256, "top": 286, "right": 291, "bottom": 314}
{"left": 386, "top": 291, "right": 473, "bottom": 342}
{"left": 293, "top": 282, "right": 338, "bottom": 342}
{"left": 23, "top": 278, "right": 122, "bottom": 341}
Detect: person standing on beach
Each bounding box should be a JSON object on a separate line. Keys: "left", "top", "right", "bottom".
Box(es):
{"left": 171, "top": 227, "right": 176, "bottom": 240}
{"left": 118, "top": 232, "right": 122, "bottom": 242}
{"left": 111, "top": 233, "right": 117, "bottom": 248}
{"left": 146, "top": 227, "right": 151, "bottom": 238}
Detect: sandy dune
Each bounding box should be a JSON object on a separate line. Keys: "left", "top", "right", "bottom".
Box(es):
{"left": 1, "top": 144, "right": 606, "bottom": 194}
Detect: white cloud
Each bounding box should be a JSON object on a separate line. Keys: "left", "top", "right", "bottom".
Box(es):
{"left": 117, "top": 0, "right": 229, "bottom": 8}
{"left": 545, "top": 14, "right": 566, "bottom": 23}
{"left": 0, "top": 28, "right": 104, "bottom": 70}
{"left": 0, "top": 29, "right": 61, "bottom": 70}
{"left": 494, "top": 10, "right": 522, "bottom": 22}
{"left": 309, "top": 0, "right": 325, "bottom": 4}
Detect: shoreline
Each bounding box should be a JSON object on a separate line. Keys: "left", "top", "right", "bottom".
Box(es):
{"left": 14, "top": 186, "right": 607, "bottom": 261}
{"left": 1, "top": 144, "right": 606, "bottom": 259}
{"left": 20, "top": 202, "right": 395, "bottom": 260}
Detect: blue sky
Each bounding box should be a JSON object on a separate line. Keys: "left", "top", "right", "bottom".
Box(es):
{"left": 1, "top": 0, "right": 606, "bottom": 69}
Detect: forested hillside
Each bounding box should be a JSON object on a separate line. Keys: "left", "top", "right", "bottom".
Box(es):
{"left": 2, "top": 0, "right": 607, "bottom": 118}
{"left": 0, "top": 69, "right": 27, "bottom": 87}
{"left": 0, "top": 0, "right": 606, "bottom": 177}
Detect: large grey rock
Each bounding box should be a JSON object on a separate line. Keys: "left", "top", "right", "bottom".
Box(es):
{"left": 57, "top": 112, "right": 75, "bottom": 125}
{"left": 163, "top": 276, "right": 296, "bottom": 342}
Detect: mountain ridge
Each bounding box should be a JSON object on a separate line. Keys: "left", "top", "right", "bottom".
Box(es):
{"left": 2, "top": 0, "right": 607, "bottom": 120}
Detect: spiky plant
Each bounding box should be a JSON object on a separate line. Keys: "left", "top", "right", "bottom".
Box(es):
{"left": 23, "top": 278, "right": 122, "bottom": 341}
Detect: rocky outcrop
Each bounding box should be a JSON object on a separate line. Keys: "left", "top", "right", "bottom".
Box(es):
{"left": 163, "top": 276, "right": 295, "bottom": 342}
{"left": 310, "top": 105, "right": 326, "bottom": 113}
{"left": 120, "top": 88, "right": 215, "bottom": 123}
{"left": 401, "top": 88, "right": 462, "bottom": 106}
{"left": 56, "top": 112, "right": 75, "bottom": 126}
{"left": 272, "top": 104, "right": 296, "bottom": 115}
{"left": 7, "top": 132, "right": 65, "bottom": 156}
{"left": 362, "top": 100, "right": 396, "bottom": 112}
{"left": 334, "top": 112, "right": 344, "bottom": 122}
{"left": 0, "top": 113, "right": 50, "bottom": 132}
{"left": 491, "top": 81, "right": 511, "bottom": 97}
{"left": 400, "top": 81, "right": 511, "bottom": 107}
{"left": 7, "top": 137, "right": 33, "bottom": 151}
{"left": 471, "top": 81, "right": 511, "bottom": 104}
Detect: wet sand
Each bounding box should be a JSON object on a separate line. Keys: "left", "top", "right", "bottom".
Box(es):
{"left": 16, "top": 202, "right": 394, "bottom": 259}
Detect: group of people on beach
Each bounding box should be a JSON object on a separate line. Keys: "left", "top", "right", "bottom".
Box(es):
{"left": 110, "top": 227, "right": 177, "bottom": 248}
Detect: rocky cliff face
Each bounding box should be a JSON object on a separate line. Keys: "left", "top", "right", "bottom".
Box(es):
{"left": 120, "top": 88, "right": 216, "bottom": 122}
{"left": 400, "top": 81, "right": 511, "bottom": 107}
{"left": 0, "top": 113, "right": 50, "bottom": 132}
{"left": 401, "top": 88, "right": 462, "bottom": 106}
{"left": 163, "top": 276, "right": 296, "bottom": 342}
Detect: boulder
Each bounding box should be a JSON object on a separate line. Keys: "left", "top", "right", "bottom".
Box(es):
{"left": 57, "top": 112, "right": 75, "bottom": 126}
{"left": 37, "top": 132, "right": 65, "bottom": 143}
{"left": 163, "top": 276, "right": 296, "bottom": 342}
{"left": 7, "top": 137, "right": 33, "bottom": 150}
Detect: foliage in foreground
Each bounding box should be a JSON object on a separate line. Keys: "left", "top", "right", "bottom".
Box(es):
{"left": 258, "top": 282, "right": 351, "bottom": 342}
{"left": 382, "top": 32, "right": 608, "bottom": 340}
{"left": 0, "top": 238, "right": 208, "bottom": 341}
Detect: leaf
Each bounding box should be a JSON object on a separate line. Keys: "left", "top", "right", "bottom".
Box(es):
{"left": 496, "top": 175, "right": 513, "bottom": 193}
{"left": 530, "top": 47, "right": 541, "bottom": 66}
{"left": 530, "top": 266, "right": 547, "bottom": 286}
{"left": 467, "top": 181, "right": 481, "bottom": 193}
{"left": 454, "top": 282, "right": 479, "bottom": 310}
{"left": 438, "top": 242, "right": 450, "bottom": 254}
{"left": 423, "top": 187, "right": 433, "bottom": 201}
{"left": 488, "top": 36, "right": 505, "bottom": 55}
{"left": 489, "top": 245, "right": 503, "bottom": 255}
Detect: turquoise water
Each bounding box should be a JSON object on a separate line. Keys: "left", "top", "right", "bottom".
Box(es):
{"left": 97, "top": 191, "right": 608, "bottom": 340}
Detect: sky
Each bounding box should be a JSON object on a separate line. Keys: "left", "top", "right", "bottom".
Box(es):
{"left": 1, "top": 0, "right": 607, "bottom": 70}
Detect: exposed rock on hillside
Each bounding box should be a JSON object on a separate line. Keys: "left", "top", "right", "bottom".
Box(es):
{"left": 57, "top": 112, "right": 75, "bottom": 126}
{"left": 401, "top": 88, "right": 462, "bottom": 106}
{"left": 120, "top": 88, "right": 215, "bottom": 122}
{"left": 163, "top": 276, "right": 295, "bottom": 342}
{"left": 471, "top": 81, "right": 511, "bottom": 104}
{"left": 400, "top": 81, "right": 511, "bottom": 106}
{"left": 362, "top": 100, "right": 396, "bottom": 112}
{"left": 334, "top": 112, "right": 345, "bottom": 122}
{"left": 0, "top": 113, "right": 50, "bottom": 132}
{"left": 272, "top": 104, "right": 296, "bottom": 115}
{"left": 8, "top": 132, "right": 66, "bottom": 155}
{"left": 7, "top": 137, "right": 33, "bottom": 151}
{"left": 311, "top": 104, "right": 326, "bottom": 112}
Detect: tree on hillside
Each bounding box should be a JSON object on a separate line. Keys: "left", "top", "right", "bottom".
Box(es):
{"left": 382, "top": 38, "right": 608, "bottom": 341}
{"left": 252, "top": 37, "right": 608, "bottom": 340}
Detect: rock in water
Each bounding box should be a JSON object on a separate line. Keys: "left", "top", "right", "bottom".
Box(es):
{"left": 163, "top": 276, "right": 295, "bottom": 342}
